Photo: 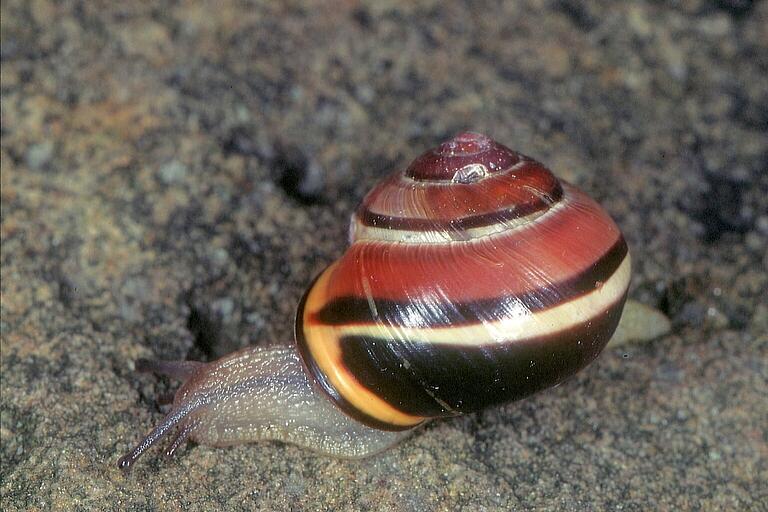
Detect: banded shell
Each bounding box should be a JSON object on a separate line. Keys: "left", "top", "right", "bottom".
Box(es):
{"left": 296, "top": 132, "right": 631, "bottom": 430}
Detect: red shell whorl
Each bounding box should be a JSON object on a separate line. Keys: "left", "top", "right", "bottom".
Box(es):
{"left": 353, "top": 132, "right": 562, "bottom": 241}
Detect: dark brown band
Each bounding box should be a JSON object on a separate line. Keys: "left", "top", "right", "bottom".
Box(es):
{"left": 313, "top": 235, "right": 627, "bottom": 328}
{"left": 356, "top": 181, "right": 563, "bottom": 232}
{"left": 337, "top": 291, "right": 627, "bottom": 419}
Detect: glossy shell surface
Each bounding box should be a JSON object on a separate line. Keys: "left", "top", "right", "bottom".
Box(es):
{"left": 296, "top": 133, "right": 631, "bottom": 430}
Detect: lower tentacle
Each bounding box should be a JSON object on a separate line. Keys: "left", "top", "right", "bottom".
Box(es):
{"left": 165, "top": 418, "right": 199, "bottom": 458}
{"left": 117, "top": 398, "right": 203, "bottom": 470}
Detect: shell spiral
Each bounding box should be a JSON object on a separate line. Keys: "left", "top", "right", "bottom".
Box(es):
{"left": 296, "top": 133, "right": 631, "bottom": 431}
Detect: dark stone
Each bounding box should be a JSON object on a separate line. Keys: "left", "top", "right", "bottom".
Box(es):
{"left": 712, "top": 0, "right": 758, "bottom": 16}
{"left": 695, "top": 172, "right": 753, "bottom": 242}
{"left": 186, "top": 304, "right": 221, "bottom": 360}
{"left": 272, "top": 144, "right": 325, "bottom": 205}
{"left": 553, "top": 0, "right": 598, "bottom": 30}
{"left": 351, "top": 7, "right": 373, "bottom": 28}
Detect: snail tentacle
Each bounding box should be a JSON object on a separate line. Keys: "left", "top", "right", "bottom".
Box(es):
{"left": 118, "top": 397, "right": 204, "bottom": 470}
{"left": 165, "top": 418, "right": 199, "bottom": 458}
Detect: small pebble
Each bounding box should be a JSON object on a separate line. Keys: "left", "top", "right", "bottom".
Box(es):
{"left": 159, "top": 160, "right": 188, "bottom": 184}
{"left": 25, "top": 141, "right": 54, "bottom": 170}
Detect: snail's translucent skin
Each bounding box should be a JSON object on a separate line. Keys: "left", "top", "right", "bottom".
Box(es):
{"left": 118, "top": 133, "right": 630, "bottom": 469}
{"left": 117, "top": 348, "right": 408, "bottom": 469}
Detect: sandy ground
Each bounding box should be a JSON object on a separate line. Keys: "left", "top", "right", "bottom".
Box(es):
{"left": 1, "top": 1, "right": 766, "bottom": 510}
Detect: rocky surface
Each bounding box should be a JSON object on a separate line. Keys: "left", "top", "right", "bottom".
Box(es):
{"left": 1, "top": 1, "right": 766, "bottom": 510}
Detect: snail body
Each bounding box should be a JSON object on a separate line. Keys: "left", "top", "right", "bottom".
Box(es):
{"left": 118, "top": 133, "right": 631, "bottom": 469}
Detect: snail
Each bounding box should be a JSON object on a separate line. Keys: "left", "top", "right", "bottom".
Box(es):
{"left": 117, "top": 132, "right": 631, "bottom": 469}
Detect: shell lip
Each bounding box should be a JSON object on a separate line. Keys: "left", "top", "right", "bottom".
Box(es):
{"left": 294, "top": 268, "right": 420, "bottom": 432}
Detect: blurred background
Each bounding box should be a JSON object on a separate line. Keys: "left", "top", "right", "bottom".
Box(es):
{"left": 1, "top": 1, "right": 766, "bottom": 510}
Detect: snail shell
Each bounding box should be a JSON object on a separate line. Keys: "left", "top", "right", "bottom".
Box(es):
{"left": 118, "top": 132, "right": 630, "bottom": 469}
{"left": 297, "top": 132, "right": 631, "bottom": 430}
